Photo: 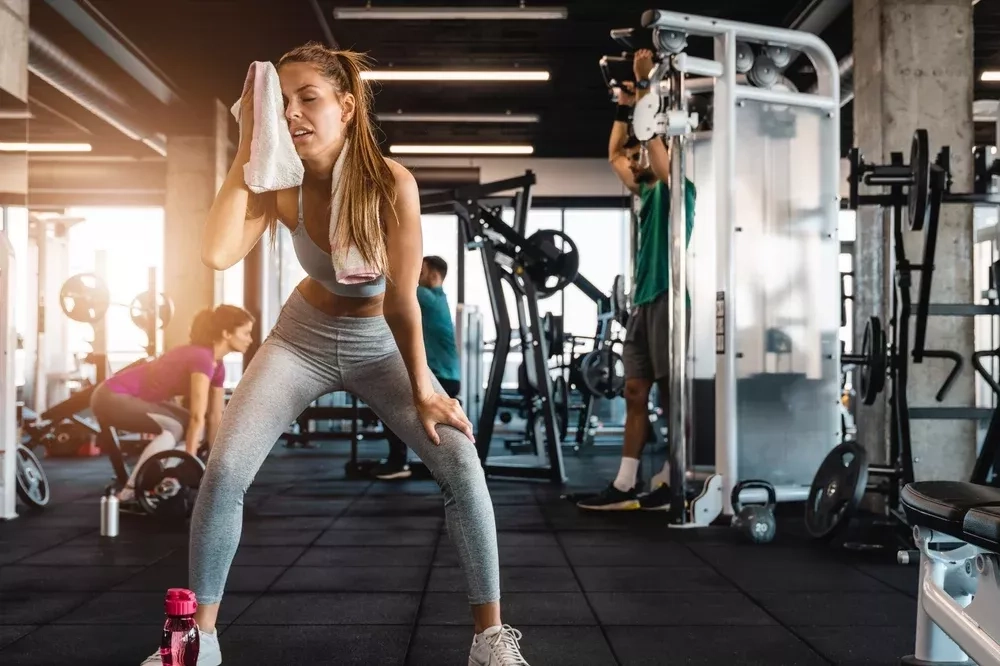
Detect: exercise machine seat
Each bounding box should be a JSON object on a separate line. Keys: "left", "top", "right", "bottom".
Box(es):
{"left": 964, "top": 505, "right": 1000, "bottom": 551}
{"left": 900, "top": 481, "right": 1000, "bottom": 537}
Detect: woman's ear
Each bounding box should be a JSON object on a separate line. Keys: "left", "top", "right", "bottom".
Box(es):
{"left": 340, "top": 92, "right": 357, "bottom": 124}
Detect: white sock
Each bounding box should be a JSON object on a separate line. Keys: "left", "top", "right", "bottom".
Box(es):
{"left": 650, "top": 460, "right": 671, "bottom": 491}
{"left": 612, "top": 457, "right": 640, "bottom": 492}
{"left": 124, "top": 430, "right": 177, "bottom": 490}
{"left": 476, "top": 625, "right": 502, "bottom": 638}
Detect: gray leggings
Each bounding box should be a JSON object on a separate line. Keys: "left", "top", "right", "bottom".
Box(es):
{"left": 90, "top": 385, "right": 188, "bottom": 441}
{"left": 90, "top": 385, "right": 190, "bottom": 485}
{"left": 189, "top": 289, "right": 500, "bottom": 605}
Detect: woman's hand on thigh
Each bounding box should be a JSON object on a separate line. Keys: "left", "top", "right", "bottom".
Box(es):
{"left": 415, "top": 393, "right": 474, "bottom": 445}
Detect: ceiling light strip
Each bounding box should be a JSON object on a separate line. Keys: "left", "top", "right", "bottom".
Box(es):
{"left": 361, "top": 71, "right": 549, "bottom": 82}
{"left": 334, "top": 6, "right": 567, "bottom": 20}
{"left": 377, "top": 113, "right": 539, "bottom": 123}
{"left": 0, "top": 142, "right": 93, "bottom": 152}
{"left": 389, "top": 144, "right": 534, "bottom": 155}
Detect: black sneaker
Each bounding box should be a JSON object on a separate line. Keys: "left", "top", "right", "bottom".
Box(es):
{"left": 373, "top": 459, "right": 412, "bottom": 480}
{"left": 639, "top": 483, "right": 672, "bottom": 511}
{"left": 576, "top": 483, "right": 641, "bottom": 511}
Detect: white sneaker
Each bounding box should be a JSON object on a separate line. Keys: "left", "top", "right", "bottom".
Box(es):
{"left": 469, "top": 625, "right": 530, "bottom": 666}
{"left": 140, "top": 628, "right": 222, "bottom": 665}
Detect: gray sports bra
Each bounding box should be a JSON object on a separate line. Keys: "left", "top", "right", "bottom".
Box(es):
{"left": 288, "top": 187, "right": 386, "bottom": 298}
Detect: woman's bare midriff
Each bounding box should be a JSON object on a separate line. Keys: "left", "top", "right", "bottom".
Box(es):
{"left": 295, "top": 276, "right": 384, "bottom": 318}
{"left": 276, "top": 190, "right": 384, "bottom": 318}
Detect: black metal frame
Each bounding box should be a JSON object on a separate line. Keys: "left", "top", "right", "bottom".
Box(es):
{"left": 421, "top": 172, "right": 618, "bottom": 483}
{"left": 846, "top": 134, "right": 1000, "bottom": 514}
{"left": 844, "top": 146, "right": 935, "bottom": 515}
{"left": 423, "top": 172, "right": 564, "bottom": 482}
{"left": 972, "top": 261, "right": 1000, "bottom": 485}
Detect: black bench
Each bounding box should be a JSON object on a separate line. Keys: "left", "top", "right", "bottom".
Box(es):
{"left": 898, "top": 481, "right": 1000, "bottom": 666}
{"left": 900, "top": 481, "right": 1000, "bottom": 551}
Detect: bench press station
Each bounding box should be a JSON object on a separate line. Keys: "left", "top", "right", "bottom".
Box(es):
{"left": 900, "top": 481, "right": 1000, "bottom": 665}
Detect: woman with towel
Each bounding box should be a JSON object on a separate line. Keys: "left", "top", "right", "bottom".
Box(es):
{"left": 138, "top": 43, "right": 530, "bottom": 666}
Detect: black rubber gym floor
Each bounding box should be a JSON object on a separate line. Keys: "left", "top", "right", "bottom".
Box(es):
{"left": 1, "top": 444, "right": 918, "bottom": 665}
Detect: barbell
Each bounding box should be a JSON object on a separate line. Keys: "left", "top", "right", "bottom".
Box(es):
{"left": 59, "top": 273, "right": 174, "bottom": 331}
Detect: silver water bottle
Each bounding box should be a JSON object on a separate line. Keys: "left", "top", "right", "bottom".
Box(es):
{"left": 101, "top": 493, "right": 119, "bottom": 537}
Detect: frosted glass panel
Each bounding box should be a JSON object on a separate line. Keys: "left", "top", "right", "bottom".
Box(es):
{"left": 687, "top": 136, "right": 716, "bottom": 379}
{"left": 732, "top": 99, "right": 840, "bottom": 485}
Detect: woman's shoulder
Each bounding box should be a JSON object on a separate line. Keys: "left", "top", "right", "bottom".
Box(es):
{"left": 162, "top": 344, "right": 214, "bottom": 366}
{"left": 384, "top": 158, "right": 416, "bottom": 187}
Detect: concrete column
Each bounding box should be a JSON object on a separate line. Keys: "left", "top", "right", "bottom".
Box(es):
{"left": 0, "top": 0, "right": 29, "bottom": 204}
{"left": 853, "top": 0, "right": 976, "bottom": 481}
{"left": 0, "top": 1, "right": 28, "bottom": 103}
{"left": 0, "top": 0, "right": 27, "bottom": 521}
{"left": 163, "top": 100, "right": 228, "bottom": 350}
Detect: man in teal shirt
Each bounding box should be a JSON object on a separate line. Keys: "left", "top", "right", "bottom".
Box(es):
{"left": 579, "top": 48, "right": 696, "bottom": 512}
{"left": 375, "top": 256, "right": 462, "bottom": 480}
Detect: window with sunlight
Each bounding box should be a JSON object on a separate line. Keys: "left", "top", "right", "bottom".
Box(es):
{"left": 564, "top": 208, "right": 630, "bottom": 346}
{"left": 65, "top": 207, "right": 164, "bottom": 373}
{"left": 421, "top": 214, "right": 459, "bottom": 317}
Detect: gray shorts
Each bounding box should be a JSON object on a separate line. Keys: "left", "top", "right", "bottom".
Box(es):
{"left": 623, "top": 292, "right": 688, "bottom": 382}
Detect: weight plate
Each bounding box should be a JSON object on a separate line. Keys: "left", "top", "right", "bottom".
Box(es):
{"left": 569, "top": 353, "right": 585, "bottom": 391}
{"left": 59, "top": 273, "right": 110, "bottom": 324}
{"left": 134, "top": 450, "right": 204, "bottom": 520}
{"left": 612, "top": 275, "right": 629, "bottom": 326}
{"left": 763, "top": 45, "right": 791, "bottom": 69}
{"left": 804, "top": 441, "right": 869, "bottom": 540}
{"left": 130, "top": 291, "right": 175, "bottom": 332}
{"left": 521, "top": 230, "right": 580, "bottom": 298}
{"left": 908, "top": 129, "right": 930, "bottom": 231}
{"left": 553, "top": 375, "right": 569, "bottom": 442}
{"left": 581, "top": 348, "right": 626, "bottom": 399}
{"left": 542, "top": 313, "right": 564, "bottom": 358}
{"left": 748, "top": 54, "right": 778, "bottom": 89}
{"left": 734, "top": 41, "right": 754, "bottom": 74}
{"left": 859, "top": 316, "right": 887, "bottom": 406}
{"left": 517, "top": 361, "right": 532, "bottom": 396}
{"left": 15, "top": 444, "right": 51, "bottom": 508}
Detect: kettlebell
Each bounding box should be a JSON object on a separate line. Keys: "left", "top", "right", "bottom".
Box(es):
{"left": 731, "top": 480, "right": 777, "bottom": 544}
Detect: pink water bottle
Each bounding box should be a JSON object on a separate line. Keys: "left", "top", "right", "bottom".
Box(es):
{"left": 160, "top": 588, "right": 199, "bottom": 666}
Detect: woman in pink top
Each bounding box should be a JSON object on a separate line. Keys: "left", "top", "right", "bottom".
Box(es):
{"left": 90, "top": 305, "right": 254, "bottom": 501}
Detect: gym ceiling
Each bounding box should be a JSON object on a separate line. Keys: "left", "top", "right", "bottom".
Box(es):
{"left": 16, "top": 0, "right": 1000, "bottom": 208}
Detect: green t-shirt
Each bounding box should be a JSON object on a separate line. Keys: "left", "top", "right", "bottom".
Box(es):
{"left": 416, "top": 285, "right": 460, "bottom": 382}
{"left": 633, "top": 178, "right": 697, "bottom": 306}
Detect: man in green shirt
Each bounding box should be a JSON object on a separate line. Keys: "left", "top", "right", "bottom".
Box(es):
{"left": 579, "top": 49, "right": 696, "bottom": 512}
{"left": 375, "top": 256, "right": 462, "bottom": 480}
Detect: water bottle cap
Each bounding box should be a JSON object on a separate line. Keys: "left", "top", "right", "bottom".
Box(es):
{"left": 164, "top": 588, "right": 198, "bottom": 616}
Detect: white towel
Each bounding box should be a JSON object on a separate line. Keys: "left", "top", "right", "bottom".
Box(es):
{"left": 230, "top": 61, "right": 304, "bottom": 194}
{"left": 328, "top": 140, "right": 380, "bottom": 284}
